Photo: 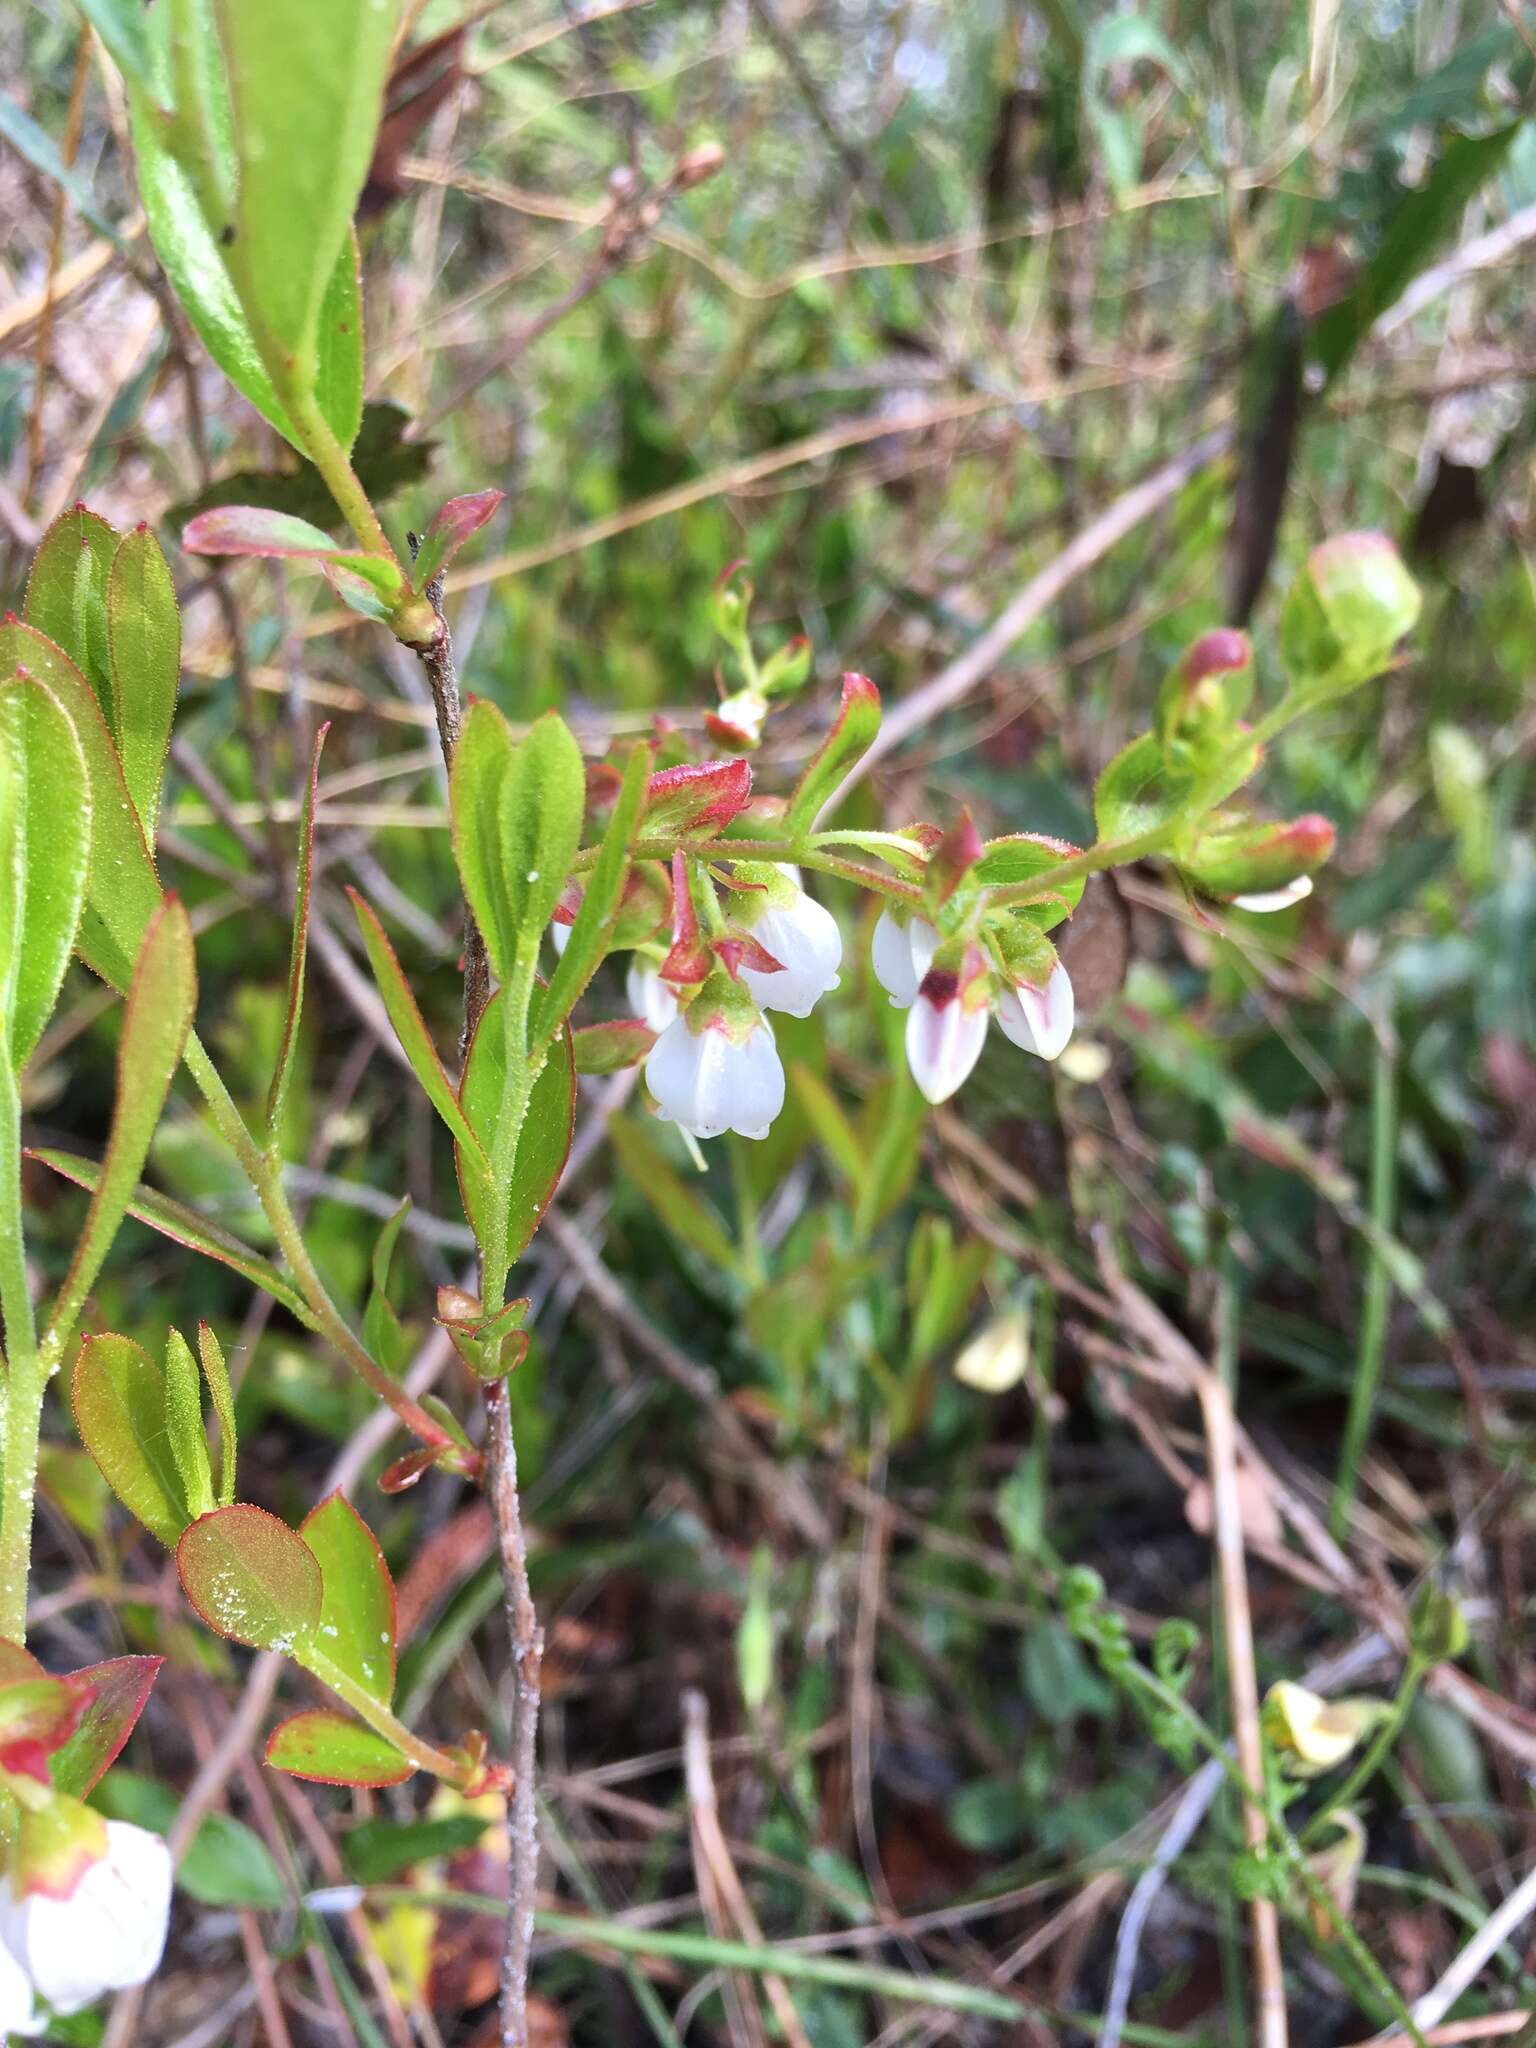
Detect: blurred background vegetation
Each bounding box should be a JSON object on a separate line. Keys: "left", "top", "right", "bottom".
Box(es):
{"left": 2, "top": 0, "right": 1535, "bottom": 2042}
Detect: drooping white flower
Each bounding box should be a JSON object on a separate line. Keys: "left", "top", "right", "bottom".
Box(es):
{"left": 1231, "top": 874, "right": 1314, "bottom": 914}
{"left": 954, "top": 1310, "right": 1030, "bottom": 1393}
{"left": 645, "top": 1009, "right": 785, "bottom": 1141}
{"left": 549, "top": 919, "right": 572, "bottom": 957}
{"left": 905, "top": 977, "right": 989, "bottom": 1105}
{"left": 0, "top": 1821, "right": 172, "bottom": 2018}
{"left": 739, "top": 888, "right": 843, "bottom": 1017}
{"left": 870, "top": 909, "right": 938, "bottom": 1009}
{"left": 625, "top": 959, "right": 680, "bottom": 1034}
{"left": 994, "top": 962, "right": 1075, "bottom": 1062}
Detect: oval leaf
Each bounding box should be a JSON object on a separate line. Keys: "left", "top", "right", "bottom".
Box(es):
{"left": 72, "top": 1335, "right": 193, "bottom": 1549}
{"left": 265, "top": 1709, "right": 414, "bottom": 1788}
{"left": 23, "top": 505, "right": 118, "bottom": 722}
{"left": 0, "top": 674, "right": 91, "bottom": 1070}
{"left": 298, "top": 1494, "right": 396, "bottom": 1704}
{"left": 106, "top": 523, "right": 180, "bottom": 842}
{"left": 0, "top": 620, "right": 161, "bottom": 993}
{"left": 177, "top": 1505, "right": 322, "bottom": 1651}
{"left": 456, "top": 990, "right": 575, "bottom": 1279}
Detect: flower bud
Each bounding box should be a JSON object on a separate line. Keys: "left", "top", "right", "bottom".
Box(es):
{"left": 1156, "top": 628, "right": 1252, "bottom": 768}
{"left": 709, "top": 561, "right": 752, "bottom": 648}
{"left": 1182, "top": 812, "right": 1336, "bottom": 902}
{"left": 758, "top": 635, "right": 813, "bottom": 698}
{"left": 1280, "top": 533, "right": 1421, "bottom": 694}
{"left": 705, "top": 688, "right": 769, "bottom": 751}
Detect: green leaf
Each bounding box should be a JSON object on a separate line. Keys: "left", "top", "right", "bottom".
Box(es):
{"left": 106, "top": 523, "right": 180, "bottom": 842}
{"left": 456, "top": 992, "right": 575, "bottom": 1272}
{"left": 1311, "top": 125, "right": 1524, "bottom": 383}
{"left": 298, "top": 1493, "right": 396, "bottom": 1704}
{"left": 212, "top": 0, "right": 395, "bottom": 418}
{"left": 23, "top": 506, "right": 118, "bottom": 720}
{"left": 341, "top": 1813, "right": 487, "bottom": 1885}
{"left": 264, "top": 1709, "right": 413, "bottom": 1788}
{"left": 535, "top": 740, "right": 649, "bottom": 1042}
{"left": 0, "top": 619, "right": 162, "bottom": 993}
{"left": 177, "top": 1503, "right": 322, "bottom": 1651}
{"left": 162, "top": 1327, "right": 215, "bottom": 1521}
{"left": 95, "top": 1768, "right": 286, "bottom": 1908}
{"left": 47, "top": 895, "right": 197, "bottom": 1347}
{"left": 1092, "top": 732, "right": 1182, "bottom": 844}
{"left": 362, "top": 1198, "right": 411, "bottom": 1377}
{"left": 0, "top": 674, "right": 91, "bottom": 1070}
{"left": 50, "top": 1657, "right": 163, "bottom": 1799}
{"left": 265, "top": 724, "right": 326, "bottom": 1144}
{"left": 784, "top": 671, "right": 881, "bottom": 831}
{"left": 450, "top": 705, "right": 587, "bottom": 984}
{"left": 181, "top": 508, "right": 404, "bottom": 603}
{"left": 30, "top": 1147, "right": 313, "bottom": 1324}
{"left": 197, "top": 1323, "right": 237, "bottom": 1506}
{"left": 72, "top": 1334, "right": 196, "bottom": 1548}
{"left": 126, "top": 25, "right": 364, "bottom": 457}
{"left": 346, "top": 890, "right": 487, "bottom": 1162}
{"left": 571, "top": 1019, "right": 654, "bottom": 1075}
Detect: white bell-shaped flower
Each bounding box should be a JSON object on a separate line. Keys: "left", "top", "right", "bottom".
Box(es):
{"left": 905, "top": 982, "right": 988, "bottom": 1105}
{"left": 549, "top": 919, "right": 572, "bottom": 957}
{"left": 1231, "top": 874, "right": 1313, "bottom": 914}
{"left": 739, "top": 888, "right": 843, "bottom": 1017}
{"left": 995, "top": 962, "right": 1075, "bottom": 1062}
{"left": 0, "top": 1821, "right": 172, "bottom": 2018}
{"left": 646, "top": 1008, "right": 785, "bottom": 1141}
{"left": 625, "top": 959, "right": 680, "bottom": 1033}
{"left": 870, "top": 909, "right": 939, "bottom": 1009}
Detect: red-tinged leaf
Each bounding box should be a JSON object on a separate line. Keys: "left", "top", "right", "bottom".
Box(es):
{"left": 644, "top": 758, "right": 753, "bottom": 837}
{"left": 265, "top": 1709, "right": 414, "bottom": 1788}
{"left": 784, "top": 671, "right": 881, "bottom": 832}
{"left": 0, "top": 1679, "right": 80, "bottom": 1750}
{"left": 347, "top": 889, "right": 487, "bottom": 1162}
{"left": 572, "top": 1019, "right": 654, "bottom": 1075}
{"left": 72, "top": 1333, "right": 196, "bottom": 1548}
{"left": 177, "top": 1505, "right": 323, "bottom": 1652}
{"left": 49, "top": 1656, "right": 163, "bottom": 1798}
{"left": 410, "top": 489, "right": 504, "bottom": 594}
{"left": 379, "top": 1447, "right": 441, "bottom": 1494}
{"left": 0, "top": 619, "right": 161, "bottom": 994}
{"left": 456, "top": 989, "right": 575, "bottom": 1285}
{"left": 299, "top": 1494, "right": 396, "bottom": 1703}
{"left": 182, "top": 509, "right": 404, "bottom": 603}
{"left": 45, "top": 896, "right": 197, "bottom": 1350}
{"left": 30, "top": 1148, "right": 314, "bottom": 1325}
{"left": 266, "top": 725, "right": 328, "bottom": 1144}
